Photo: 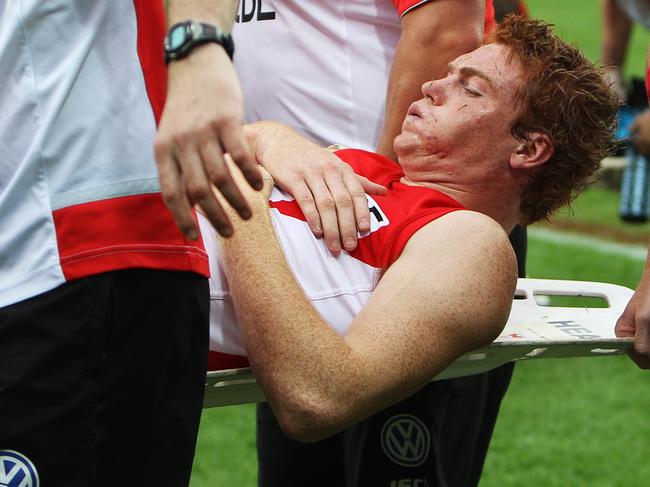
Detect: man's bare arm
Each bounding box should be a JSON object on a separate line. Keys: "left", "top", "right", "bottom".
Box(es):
{"left": 377, "top": 0, "right": 484, "bottom": 159}
{"left": 220, "top": 185, "right": 516, "bottom": 441}
{"left": 154, "top": 0, "right": 263, "bottom": 239}
{"left": 601, "top": 0, "right": 632, "bottom": 100}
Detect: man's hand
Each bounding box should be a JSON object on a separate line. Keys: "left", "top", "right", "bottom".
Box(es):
{"left": 270, "top": 152, "right": 387, "bottom": 254}
{"left": 631, "top": 109, "right": 650, "bottom": 156}
{"left": 616, "top": 267, "right": 650, "bottom": 369}
{"left": 245, "top": 122, "right": 386, "bottom": 253}
{"left": 154, "top": 44, "right": 263, "bottom": 239}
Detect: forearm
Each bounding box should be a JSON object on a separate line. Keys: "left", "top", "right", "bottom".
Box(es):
{"left": 377, "top": 0, "right": 483, "bottom": 159}
{"left": 166, "top": 0, "right": 238, "bottom": 29}
{"left": 601, "top": 0, "right": 632, "bottom": 69}
{"left": 243, "top": 121, "right": 315, "bottom": 164}
{"left": 220, "top": 200, "right": 367, "bottom": 439}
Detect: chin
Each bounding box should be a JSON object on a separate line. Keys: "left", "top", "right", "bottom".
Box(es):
{"left": 393, "top": 131, "right": 420, "bottom": 159}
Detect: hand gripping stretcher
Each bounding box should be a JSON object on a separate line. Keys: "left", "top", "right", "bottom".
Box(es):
{"left": 203, "top": 278, "right": 634, "bottom": 408}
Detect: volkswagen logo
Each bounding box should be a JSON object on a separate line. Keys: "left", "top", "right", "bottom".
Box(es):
{"left": 0, "top": 450, "right": 39, "bottom": 487}
{"left": 380, "top": 414, "right": 431, "bottom": 467}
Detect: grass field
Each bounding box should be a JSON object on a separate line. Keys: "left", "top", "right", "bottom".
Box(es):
{"left": 189, "top": 2, "right": 650, "bottom": 486}
{"left": 527, "top": 0, "right": 648, "bottom": 80}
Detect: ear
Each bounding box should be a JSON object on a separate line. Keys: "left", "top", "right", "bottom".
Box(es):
{"left": 509, "top": 132, "right": 554, "bottom": 170}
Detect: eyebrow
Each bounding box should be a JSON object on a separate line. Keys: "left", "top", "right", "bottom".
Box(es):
{"left": 447, "top": 63, "right": 495, "bottom": 90}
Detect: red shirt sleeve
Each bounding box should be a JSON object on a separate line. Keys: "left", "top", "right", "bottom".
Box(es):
{"left": 518, "top": 1, "right": 529, "bottom": 17}
{"left": 484, "top": 0, "right": 495, "bottom": 36}
{"left": 393, "top": 0, "right": 496, "bottom": 38}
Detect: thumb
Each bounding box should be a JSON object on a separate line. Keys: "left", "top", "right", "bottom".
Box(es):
{"left": 615, "top": 304, "right": 636, "bottom": 338}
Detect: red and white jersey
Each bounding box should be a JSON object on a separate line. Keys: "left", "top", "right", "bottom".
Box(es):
{"left": 233, "top": 0, "right": 495, "bottom": 149}
{"left": 0, "top": 1, "right": 209, "bottom": 307}
{"left": 204, "top": 149, "right": 467, "bottom": 370}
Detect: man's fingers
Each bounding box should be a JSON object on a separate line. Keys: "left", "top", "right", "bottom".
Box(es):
{"left": 358, "top": 175, "right": 387, "bottom": 196}
{"left": 154, "top": 145, "right": 199, "bottom": 240}
{"left": 615, "top": 312, "right": 635, "bottom": 338}
{"left": 323, "top": 172, "right": 358, "bottom": 252}
{"left": 634, "top": 313, "right": 650, "bottom": 361}
{"left": 221, "top": 122, "right": 264, "bottom": 191}
{"left": 306, "top": 175, "right": 341, "bottom": 253}
{"left": 178, "top": 144, "right": 234, "bottom": 237}
{"left": 200, "top": 137, "right": 252, "bottom": 220}
{"left": 342, "top": 172, "right": 371, "bottom": 234}
{"left": 290, "top": 181, "right": 324, "bottom": 238}
{"left": 626, "top": 349, "right": 650, "bottom": 369}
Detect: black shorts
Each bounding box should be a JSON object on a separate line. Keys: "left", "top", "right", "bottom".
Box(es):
{"left": 256, "top": 227, "right": 526, "bottom": 487}
{"left": 257, "top": 363, "right": 514, "bottom": 487}
{"left": 0, "top": 269, "right": 209, "bottom": 487}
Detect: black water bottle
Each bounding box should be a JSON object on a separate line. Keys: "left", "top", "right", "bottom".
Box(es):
{"left": 619, "top": 146, "right": 650, "bottom": 222}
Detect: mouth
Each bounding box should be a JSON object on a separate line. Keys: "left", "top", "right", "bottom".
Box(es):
{"left": 407, "top": 102, "right": 423, "bottom": 118}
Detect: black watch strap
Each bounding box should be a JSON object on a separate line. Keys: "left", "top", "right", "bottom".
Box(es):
{"left": 164, "top": 21, "right": 235, "bottom": 64}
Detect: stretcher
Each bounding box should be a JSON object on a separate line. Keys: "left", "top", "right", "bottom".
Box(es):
{"left": 203, "top": 278, "right": 634, "bottom": 408}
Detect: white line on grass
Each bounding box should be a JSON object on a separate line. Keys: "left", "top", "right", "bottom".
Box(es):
{"left": 528, "top": 227, "right": 648, "bottom": 262}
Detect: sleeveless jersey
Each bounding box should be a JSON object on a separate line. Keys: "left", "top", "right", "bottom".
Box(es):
{"left": 0, "top": 1, "right": 209, "bottom": 307}
{"left": 233, "top": 0, "right": 495, "bottom": 150}
{"left": 204, "top": 149, "right": 467, "bottom": 370}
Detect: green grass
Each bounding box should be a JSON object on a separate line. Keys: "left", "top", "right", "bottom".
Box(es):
{"left": 192, "top": 405, "right": 257, "bottom": 486}
{"left": 527, "top": 0, "right": 648, "bottom": 80}
{"left": 546, "top": 187, "right": 650, "bottom": 241}
{"left": 482, "top": 355, "right": 650, "bottom": 487}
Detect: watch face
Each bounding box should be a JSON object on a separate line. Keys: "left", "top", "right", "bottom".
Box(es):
{"left": 169, "top": 24, "right": 188, "bottom": 50}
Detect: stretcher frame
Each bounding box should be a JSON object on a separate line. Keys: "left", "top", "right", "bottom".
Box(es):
{"left": 203, "top": 278, "right": 634, "bottom": 408}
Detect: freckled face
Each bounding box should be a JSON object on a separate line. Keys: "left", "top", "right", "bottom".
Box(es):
{"left": 394, "top": 44, "right": 524, "bottom": 182}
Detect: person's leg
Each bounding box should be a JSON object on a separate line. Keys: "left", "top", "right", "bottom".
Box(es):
{"left": 0, "top": 269, "right": 209, "bottom": 487}
{"left": 94, "top": 269, "right": 209, "bottom": 487}
{"left": 256, "top": 401, "right": 346, "bottom": 487}
{"left": 342, "top": 384, "right": 451, "bottom": 487}
{"left": 438, "top": 363, "right": 514, "bottom": 487}
{"left": 0, "top": 276, "right": 113, "bottom": 486}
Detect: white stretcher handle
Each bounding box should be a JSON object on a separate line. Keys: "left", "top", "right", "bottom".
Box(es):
{"left": 203, "top": 278, "right": 635, "bottom": 408}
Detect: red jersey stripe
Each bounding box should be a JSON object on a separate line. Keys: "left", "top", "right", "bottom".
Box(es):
{"left": 393, "top": 0, "right": 496, "bottom": 36}
{"left": 208, "top": 350, "right": 250, "bottom": 370}
{"left": 53, "top": 193, "right": 210, "bottom": 280}
{"left": 132, "top": 0, "right": 167, "bottom": 124}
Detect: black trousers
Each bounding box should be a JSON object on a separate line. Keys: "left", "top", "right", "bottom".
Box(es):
{"left": 0, "top": 269, "right": 209, "bottom": 487}
{"left": 256, "top": 226, "right": 526, "bottom": 487}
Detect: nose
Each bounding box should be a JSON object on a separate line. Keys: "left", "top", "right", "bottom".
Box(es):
{"left": 421, "top": 78, "right": 445, "bottom": 105}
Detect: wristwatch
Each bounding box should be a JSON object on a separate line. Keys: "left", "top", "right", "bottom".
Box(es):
{"left": 164, "top": 20, "right": 235, "bottom": 64}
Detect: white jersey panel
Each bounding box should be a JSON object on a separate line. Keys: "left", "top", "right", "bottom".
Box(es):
{"left": 0, "top": 1, "right": 159, "bottom": 306}
{"left": 233, "top": 0, "right": 400, "bottom": 149}
{"left": 201, "top": 189, "right": 379, "bottom": 356}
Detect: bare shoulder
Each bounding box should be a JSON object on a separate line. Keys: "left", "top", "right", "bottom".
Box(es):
{"left": 396, "top": 210, "right": 518, "bottom": 345}
{"left": 403, "top": 210, "right": 516, "bottom": 268}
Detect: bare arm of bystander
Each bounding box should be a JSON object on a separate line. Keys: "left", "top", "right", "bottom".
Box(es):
{"left": 377, "top": 0, "right": 484, "bottom": 159}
